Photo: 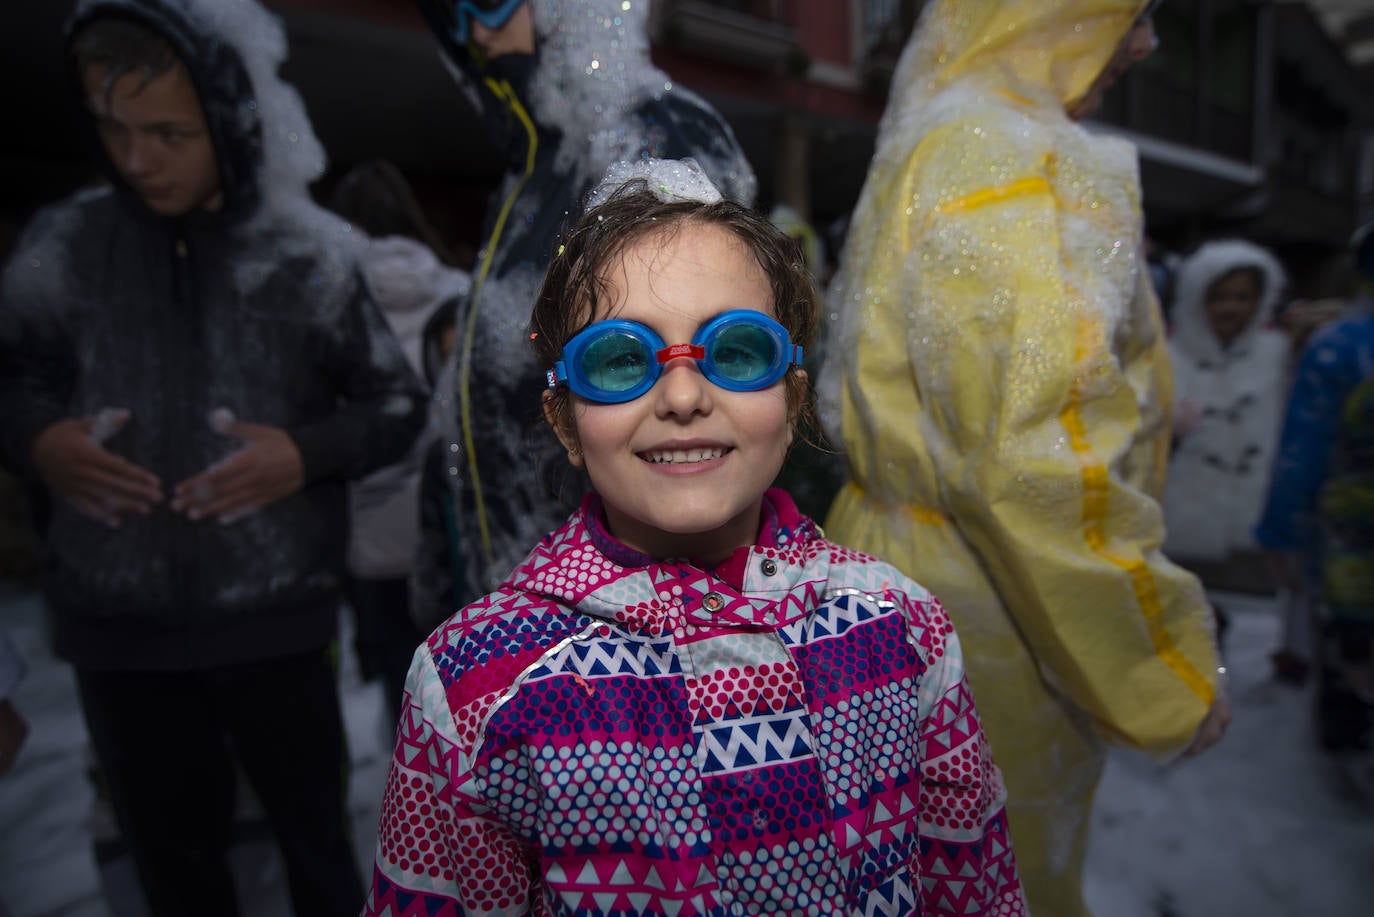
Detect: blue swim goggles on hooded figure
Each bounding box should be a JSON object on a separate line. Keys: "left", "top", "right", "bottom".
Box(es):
{"left": 439, "top": 0, "right": 528, "bottom": 45}
{"left": 547, "top": 310, "right": 804, "bottom": 404}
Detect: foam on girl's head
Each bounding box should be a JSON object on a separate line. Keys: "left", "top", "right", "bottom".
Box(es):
{"left": 529, "top": 159, "right": 819, "bottom": 437}
{"left": 533, "top": 159, "right": 816, "bottom": 355}
{"left": 584, "top": 158, "right": 724, "bottom": 210}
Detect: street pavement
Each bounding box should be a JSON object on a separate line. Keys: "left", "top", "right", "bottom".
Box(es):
{"left": 1, "top": 581, "right": 1370, "bottom": 916}
{"left": 0, "top": 581, "right": 389, "bottom": 917}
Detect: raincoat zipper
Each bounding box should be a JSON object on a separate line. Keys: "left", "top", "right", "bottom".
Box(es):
{"left": 458, "top": 77, "right": 539, "bottom": 571}
{"left": 169, "top": 231, "right": 199, "bottom": 634}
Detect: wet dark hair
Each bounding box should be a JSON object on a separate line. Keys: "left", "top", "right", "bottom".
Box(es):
{"left": 71, "top": 17, "right": 180, "bottom": 102}
{"left": 529, "top": 183, "right": 820, "bottom": 445}
{"left": 328, "top": 159, "right": 457, "bottom": 266}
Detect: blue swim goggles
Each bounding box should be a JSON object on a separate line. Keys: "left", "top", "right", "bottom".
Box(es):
{"left": 547, "top": 310, "right": 804, "bottom": 404}
{"left": 440, "top": 0, "right": 527, "bottom": 45}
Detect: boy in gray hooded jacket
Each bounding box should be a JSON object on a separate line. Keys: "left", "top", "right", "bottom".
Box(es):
{"left": 0, "top": 1, "right": 426, "bottom": 913}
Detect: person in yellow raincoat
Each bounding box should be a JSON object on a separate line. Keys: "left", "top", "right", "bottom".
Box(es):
{"left": 818, "top": 2, "right": 1230, "bottom": 914}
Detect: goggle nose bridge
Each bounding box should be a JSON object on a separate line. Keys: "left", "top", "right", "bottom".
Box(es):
{"left": 656, "top": 343, "right": 706, "bottom": 364}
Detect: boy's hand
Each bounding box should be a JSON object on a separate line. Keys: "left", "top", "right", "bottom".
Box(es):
{"left": 30, "top": 412, "right": 163, "bottom": 528}
{"left": 172, "top": 419, "right": 303, "bottom": 523}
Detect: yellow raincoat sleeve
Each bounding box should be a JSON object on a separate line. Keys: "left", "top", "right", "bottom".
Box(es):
{"left": 888, "top": 118, "right": 1219, "bottom": 755}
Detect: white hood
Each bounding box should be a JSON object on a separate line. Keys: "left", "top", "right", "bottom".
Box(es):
{"left": 1170, "top": 238, "right": 1287, "bottom": 364}
{"left": 360, "top": 235, "right": 470, "bottom": 379}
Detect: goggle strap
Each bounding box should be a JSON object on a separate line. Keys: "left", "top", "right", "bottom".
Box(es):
{"left": 791, "top": 344, "right": 804, "bottom": 365}
{"left": 547, "top": 364, "right": 564, "bottom": 389}
{"left": 656, "top": 343, "right": 706, "bottom": 364}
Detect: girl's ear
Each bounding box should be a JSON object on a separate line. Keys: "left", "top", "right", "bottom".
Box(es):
{"left": 542, "top": 390, "right": 584, "bottom": 468}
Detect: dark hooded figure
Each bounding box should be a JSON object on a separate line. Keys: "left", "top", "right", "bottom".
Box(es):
{"left": 0, "top": 1, "right": 426, "bottom": 914}
{"left": 410, "top": 0, "right": 757, "bottom": 629}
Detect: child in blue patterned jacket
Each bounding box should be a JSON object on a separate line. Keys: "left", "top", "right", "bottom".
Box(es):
{"left": 365, "top": 159, "right": 1026, "bottom": 916}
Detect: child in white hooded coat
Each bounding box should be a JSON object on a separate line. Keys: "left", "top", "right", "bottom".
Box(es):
{"left": 1163, "top": 239, "right": 1289, "bottom": 566}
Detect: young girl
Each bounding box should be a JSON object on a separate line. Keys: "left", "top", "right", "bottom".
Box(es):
{"left": 365, "top": 160, "right": 1026, "bottom": 916}
{"left": 1162, "top": 239, "right": 1289, "bottom": 570}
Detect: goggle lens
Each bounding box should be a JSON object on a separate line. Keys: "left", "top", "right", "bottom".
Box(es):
{"left": 580, "top": 331, "right": 652, "bottom": 394}
{"left": 549, "top": 310, "right": 802, "bottom": 404}
{"left": 709, "top": 323, "right": 776, "bottom": 383}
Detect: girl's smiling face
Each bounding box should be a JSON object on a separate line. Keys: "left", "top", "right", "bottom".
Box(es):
{"left": 551, "top": 220, "right": 800, "bottom": 563}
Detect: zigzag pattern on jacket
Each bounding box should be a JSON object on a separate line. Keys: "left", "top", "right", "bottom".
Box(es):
{"left": 366, "top": 491, "right": 1025, "bottom": 915}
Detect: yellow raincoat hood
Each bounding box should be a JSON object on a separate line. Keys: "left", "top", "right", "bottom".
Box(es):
{"left": 894, "top": 0, "right": 1146, "bottom": 109}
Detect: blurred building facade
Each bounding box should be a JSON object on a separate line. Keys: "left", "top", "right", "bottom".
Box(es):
{"left": 644, "top": 0, "right": 1374, "bottom": 294}
{"left": 1, "top": 0, "right": 1371, "bottom": 293}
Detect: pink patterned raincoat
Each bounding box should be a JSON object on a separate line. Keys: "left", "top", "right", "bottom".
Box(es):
{"left": 366, "top": 489, "right": 1025, "bottom": 915}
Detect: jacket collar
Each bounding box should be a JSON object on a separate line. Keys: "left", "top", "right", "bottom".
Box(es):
{"left": 509, "top": 488, "right": 821, "bottom": 637}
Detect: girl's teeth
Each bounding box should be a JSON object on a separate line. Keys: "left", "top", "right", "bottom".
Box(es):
{"left": 645, "top": 447, "right": 724, "bottom": 464}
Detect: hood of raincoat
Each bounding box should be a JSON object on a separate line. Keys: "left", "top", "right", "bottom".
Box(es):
{"left": 360, "top": 234, "right": 470, "bottom": 378}
{"left": 821, "top": 0, "right": 1156, "bottom": 432}
{"left": 421, "top": 0, "right": 755, "bottom": 205}
{"left": 885, "top": 0, "right": 1147, "bottom": 138}
{"left": 362, "top": 235, "right": 469, "bottom": 321}
{"left": 1169, "top": 239, "right": 1286, "bottom": 363}
{"left": 65, "top": 0, "right": 328, "bottom": 220}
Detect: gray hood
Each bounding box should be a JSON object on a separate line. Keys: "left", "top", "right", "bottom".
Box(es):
{"left": 431, "top": 0, "right": 756, "bottom": 207}
{"left": 68, "top": 0, "right": 328, "bottom": 218}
